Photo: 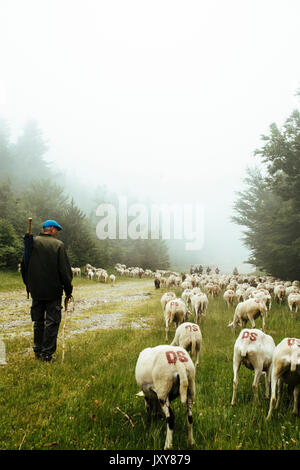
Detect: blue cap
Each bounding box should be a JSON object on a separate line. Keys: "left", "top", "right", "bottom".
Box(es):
{"left": 43, "top": 220, "right": 63, "bottom": 231}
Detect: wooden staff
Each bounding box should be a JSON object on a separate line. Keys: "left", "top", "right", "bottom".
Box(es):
{"left": 62, "top": 295, "right": 74, "bottom": 362}
{"left": 28, "top": 217, "right": 32, "bottom": 235}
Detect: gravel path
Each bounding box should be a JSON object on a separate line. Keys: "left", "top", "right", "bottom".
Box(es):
{"left": 0, "top": 279, "right": 154, "bottom": 340}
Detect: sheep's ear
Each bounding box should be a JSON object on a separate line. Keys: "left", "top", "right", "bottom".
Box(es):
{"left": 136, "top": 391, "right": 145, "bottom": 397}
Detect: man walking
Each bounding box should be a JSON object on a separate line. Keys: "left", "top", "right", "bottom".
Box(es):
{"left": 23, "top": 219, "right": 73, "bottom": 362}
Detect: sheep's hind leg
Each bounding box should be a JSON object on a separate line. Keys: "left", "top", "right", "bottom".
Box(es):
{"left": 160, "top": 398, "right": 174, "bottom": 450}
{"left": 231, "top": 355, "right": 241, "bottom": 406}
{"left": 187, "top": 393, "right": 195, "bottom": 446}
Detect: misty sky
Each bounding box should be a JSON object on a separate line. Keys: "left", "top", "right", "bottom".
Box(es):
{"left": 1, "top": 0, "right": 300, "bottom": 271}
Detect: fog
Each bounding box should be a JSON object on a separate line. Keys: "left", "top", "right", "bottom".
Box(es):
{"left": 1, "top": 0, "right": 300, "bottom": 272}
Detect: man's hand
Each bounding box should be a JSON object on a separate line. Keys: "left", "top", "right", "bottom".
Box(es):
{"left": 64, "top": 295, "right": 73, "bottom": 311}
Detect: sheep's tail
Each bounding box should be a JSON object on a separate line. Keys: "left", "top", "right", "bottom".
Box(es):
{"left": 177, "top": 360, "right": 189, "bottom": 403}
{"left": 291, "top": 351, "right": 299, "bottom": 372}
{"left": 241, "top": 344, "right": 248, "bottom": 359}
{"left": 291, "top": 360, "right": 297, "bottom": 372}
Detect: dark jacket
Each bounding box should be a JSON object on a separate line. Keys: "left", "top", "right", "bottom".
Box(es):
{"left": 26, "top": 233, "right": 73, "bottom": 300}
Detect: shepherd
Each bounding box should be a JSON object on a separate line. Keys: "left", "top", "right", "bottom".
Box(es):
{"left": 21, "top": 219, "right": 73, "bottom": 362}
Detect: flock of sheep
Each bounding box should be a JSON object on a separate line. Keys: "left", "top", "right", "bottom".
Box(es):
{"left": 70, "top": 263, "right": 300, "bottom": 449}
{"left": 71, "top": 264, "right": 116, "bottom": 285}
{"left": 71, "top": 263, "right": 157, "bottom": 286}
{"left": 134, "top": 270, "right": 300, "bottom": 450}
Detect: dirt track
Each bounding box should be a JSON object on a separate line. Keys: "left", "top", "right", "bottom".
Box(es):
{"left": 0, "top": 279, "right": 155, "bottom": 340}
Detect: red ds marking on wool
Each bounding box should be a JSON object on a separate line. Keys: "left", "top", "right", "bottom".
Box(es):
{"left": 242, "top": 331, "right": 258, "bottom": 341}
{"left": 185, "top": 324, "right": 199, "bottom": 332}
{"left": 165, "top": 350, "right": 189, "bottom": 364}
{"left": 287, "top": 339, "right": 300, "bottom": 347}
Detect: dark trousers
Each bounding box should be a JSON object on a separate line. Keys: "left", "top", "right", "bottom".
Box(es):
{"left": 31, "top": 298, "right": 62, "bottom": 358}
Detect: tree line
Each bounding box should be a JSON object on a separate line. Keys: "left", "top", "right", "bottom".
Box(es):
{"left": 232, "top": 93, "right": 300, "bottom": 281}
{"left": 0, "top": 119, "right": 169, "bottom": 271}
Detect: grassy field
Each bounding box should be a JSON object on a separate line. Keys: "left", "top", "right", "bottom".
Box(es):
{"left": 0, "top": 271, "right": 300, "bottom": 451}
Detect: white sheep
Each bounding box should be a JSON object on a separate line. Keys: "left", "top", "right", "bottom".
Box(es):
{"left": 166, "top": 275, "right": 177, "bottom": 289}
{"left": 135, "top": 345, "right": 196, "bottom": 450}
{"left": 181, "top": 288, "right": 193, "bottom": 308}
{"left": 181, "top": 281, "right": 193, "bottom": 290}
{"left": 204, "top": 282, "right": 215, "bottom": 296}
{"left": 252, "top": 289, "right": 272, "bottom": 312}
{"left": 205, "top": 283, "right": 220, "bottom": 297}
{"left": 164, "top": 298, "right": 190, "bottom": 341}
{"left": 223, "top": 289, "right": 236, "bottom": 308}
{"left": 287, "top": 293, "right": 300, "bottom": 312}
{"left": 191, "top": 287, "right": 202, "bottom": 295}
{"left": 231, "top": 329, "right": 275, "bottom": 406}
{"left": 227, "top": 298, "right": 267, "bottom": 331}
{"left": 244, "top": 286, "right": 256, "bottom": 299}
{"left": 235, "top": 287, "right": 246, "bottom": 302}
{"left": 274, "top": 284, "right": 286, "bottom": 304}
{"left": 190, "top": 293, "right": 208, "bottom": 324}
{"left": 98, "top": 269, "right": 108, "bottom": 283}
{"left": 266, "top": 337, "right": 300, "bottom": 419}
{"left": 160, "top": 292, "right": 176, "bottom": 312}
{"left": 109, "top": 274, "right": 116, "bottom": 286}
{"left": 71, "top": 267, "right": 81, "bottom": 277}
{"left": 87, "top": 269, "right": 94, "bottom": 280}
{"left": 171, "top": 322, "right": 202, "bottom": 368}
{"left": 85, "top": 263, "right": 92, "bottom": 275}
{"left": 286, "top": 285, "right": 299, "bottom": 296}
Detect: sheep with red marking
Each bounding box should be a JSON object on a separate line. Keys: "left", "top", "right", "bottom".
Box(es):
{"left": 135, "top": 345, "right": 196, "bottom": 450}
{"left": 160, "top": 292, "right": 176, "bottom": 312}
{"left": 266, "top": 337, "right": 300, "bottom": 419}
{"left": 231, "top": 328, "right": 275, "bottom": 406}
{"left": 164, "top": 298, "right": 190, "bottom": 341}
{"left": 227, "top": 298, "right": 267, "bottom": 331}
{"left": 171, "top": 322, "right": 202, "bottom": 368}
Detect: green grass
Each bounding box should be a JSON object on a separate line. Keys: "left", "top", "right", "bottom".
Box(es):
{"left": 0, "top": 274, "right": 300, "bottom": 450}
{"left": 0, "top": 270, "right": 25, "bottom": 292}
